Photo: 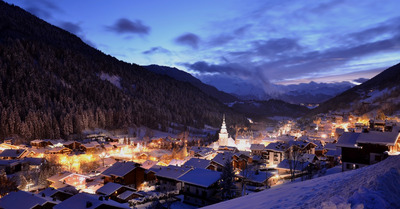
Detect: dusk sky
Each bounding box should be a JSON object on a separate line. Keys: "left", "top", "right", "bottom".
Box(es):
{"left": 5, "top": 0, "right": 400, "bottom": 86}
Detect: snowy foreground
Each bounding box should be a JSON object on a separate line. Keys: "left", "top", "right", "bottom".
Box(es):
{"left": 203, "top": 156, "right": 400, "bottom": 209}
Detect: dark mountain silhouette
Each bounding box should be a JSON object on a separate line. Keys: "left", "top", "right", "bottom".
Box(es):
{"left": 144, "top": 65, "right": 238, "bottom": 103}
{"left": 0, "top": 1, "right": 246, "bottom": 141}
{"left": 231, "top": 100, "right": 310, "bottom": 120}
{"left": 311, "top": 62, "right": 400, "bottom": 115}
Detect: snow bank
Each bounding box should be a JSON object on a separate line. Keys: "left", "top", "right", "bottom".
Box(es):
{"left": 203, "top": 155, "right": 400, "bottom": 209}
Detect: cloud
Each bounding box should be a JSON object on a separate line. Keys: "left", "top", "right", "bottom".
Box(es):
{"left": 24, "top": 0, "right": 62, "bottom": 19}
{"left": 106, "top": 18, "right": 150, "bottom": 35}
{"left": 174, "top": 33, "right": 201, "bottom": 49}
{"left": 142, "top": 47, "right": 171, "bottom": 55}
{"left": 60, "top": 21, "right": 82, "bottom": 34}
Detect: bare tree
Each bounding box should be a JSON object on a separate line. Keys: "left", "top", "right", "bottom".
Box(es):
{"left": 287, "top": 146, "right": 303, "bottom": 181}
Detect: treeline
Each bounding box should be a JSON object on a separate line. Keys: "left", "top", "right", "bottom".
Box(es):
{"left": 0, "top": 2, "right": 245, "bottom": 142}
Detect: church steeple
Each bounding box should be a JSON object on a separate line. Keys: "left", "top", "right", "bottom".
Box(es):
{"left": 219, "top": 114, "right": 229, "bottom": 146}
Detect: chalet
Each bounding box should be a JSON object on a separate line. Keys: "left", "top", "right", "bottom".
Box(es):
{"left": 53, "top": 193, "right": 130, "bottom": 209}
{"left": 80, "top": 141, "right": 101, "bottom": 153}
{"left": 183, "top": 158, "right": 211, "bottom": 169}
{"left": 324, "top": 143, "right": 341, "bottom": 167}
{"left": 276, "top": 159, "right": 311, "bottom": 176}
{"left": 208, "top": 152, "right": 234, "bottom": 171}
{"left": 101, "top": 161, "right": 145, "bottom": 189}
{"left": 0, "top": 159, "right": 22, "bottom": 174}
{"left": 96, "top": 182, "right": 136, "bottom": 202}
{"left": 47, "top": 147, "right": 72, "bottom": 155}
{"left": 250, "top": 144, "right": 265, "bottom": 156}
{"left": 48, "top": 172, "right": 89, "bottom": 190}
{"left": 149, "top": 165, "right": 192, "bottom": 192}
{"left": 232, "top": 151, "right": 252, "bottom": 170}
{"left": 0, "top": 149, "right": 28, "bottom": 159}
{"left": 62, "top": 141, "right": 81, "bottom": 150}
{"left": 217, "top": 146, "right": 239, "bottom": 153}
{"left": 30, "top": 139, "right": 50, "bottom": 148}
{"left": 178, "top": 168, "right": 222, "bottom": 207}
{"left": 264, "top": 142, "right": 286, "bottom": 167}
{"left": 238, "top": 170, "right": 276, "bottom": 190}
{"left": 336, "top": 128, "right": 400, "bottom": 171}
{"left": 38, "top": 187, "right": 74, "bottom": 201}
{"left": 189, "top": 146, "right": 214, "bottom": 159}
{"left": 0, "top": 190, "right": 58, "bottom": 209}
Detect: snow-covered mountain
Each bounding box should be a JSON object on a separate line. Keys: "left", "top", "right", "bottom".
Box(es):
{"left": 204, "top": 155, "right": 400, "bottom": 209}
{"left": 200, "top": 75, "right": 355, "bottom": 104}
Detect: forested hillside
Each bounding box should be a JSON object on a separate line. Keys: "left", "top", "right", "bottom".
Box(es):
{"left": 0, "top": 2, "right": 245, "bottom": 141}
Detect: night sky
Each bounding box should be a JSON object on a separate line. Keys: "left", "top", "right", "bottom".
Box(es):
{"left": 5, "top": 0, "right": 400, "bottom": 87}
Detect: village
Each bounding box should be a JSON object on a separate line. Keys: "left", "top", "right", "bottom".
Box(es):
{"left": 0, "top": 113, "right": 400, "bottom": 209}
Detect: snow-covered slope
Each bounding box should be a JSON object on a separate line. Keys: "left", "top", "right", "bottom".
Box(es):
{"left": 203, "top": 155, "right": 400, "bottom": 209}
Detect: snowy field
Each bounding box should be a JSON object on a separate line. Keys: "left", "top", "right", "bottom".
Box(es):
{"left": 203, "top": 155, "right": 400, "bottom": 209}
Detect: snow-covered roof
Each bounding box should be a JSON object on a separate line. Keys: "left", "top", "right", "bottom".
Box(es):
{"left": 337, "top": 129, "right": 400, "bottom": 147}
{"left": 238, "top": 170, "right": 273, "bottom": 183}
{"left": 0, "top": 191, "right": 48, "bottom": 209}
{"left": 102, "top": 161, "right": 141, "bottom": 177}
{"left": 53, "top": 193, "right": 130, "bottom": 209}
{"left": 277, "top": 159, "right": 310, "bottom": 171}
{"left": 356, "top": 130, "right": 400, "bottom": 146}
{"left": 301, "top": 154, "right": 317, "bottom": 163}
{"left": 178, "top": 168, "right": 221, "bottom": 188}
{"left": 0, "top": 149, "right": 27, "bottom": 158}
{"left": 117, "top": 190, "right": 142, "bottom": 200}
{"left": 250, "top": 144, "right": 265, "bottom": 151}
{"left": 141, "top": 160, "right": 158, "bottom": 170}
{"left": 212, "top": 152, "right": 234, "bottom": 166}
{"left": 325, "top": 149, "right": 341, "bottom": 157}
{"left": 324, "top": 143, "right": 338, "bottom": 150}
{"left": 22, "top": 157, "right": 43, "bottom": 165}
{"left": 47, "top": 171, "right": 73, "bottom": 183}
{"left": 190, "top": 146, "right": 214, "bottom": 156}
{"left": 96, "top": 182, "right": 124, "bottom": 196}
{"left": 336, "top": 132, "right": 361, "bottom": 148}
{"left": 81, "top": 141, "right": 100, "bottom": 148}
{"left": 183, "top": 158, "right": 211, "bottom": 169}
{"left": 38, "top": 187, "right": 71, "bottom": 198}
{"left": 265, "top": 142, "right": 286, "bottom": 152}
{"left": 0, "top": 159, "right": 20, "bottom": 166}
{"left": 149, "top": 165, "right": 192, "bottom": 180}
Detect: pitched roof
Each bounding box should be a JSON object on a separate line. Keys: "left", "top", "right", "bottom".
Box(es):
{"left": 0, "top": 191, "right": 48, "bottom": 209}
{"left": 183, "top": 158, "right": 211, "bottom": 169}
{"left": 356, "top": 130, "right": 400, "bottom": 146}
{"left": 53, "top": 193, "right": 130, "bottom": 209}
{"left": 117, "top": 190, "right": 142, "bottom": 200}
{"left": 336, "top": 132, "right": 361, "bottom": 148}
{"left": 47, "top": 171, "right": 73, "bottom": 183}
{"left": 277, "top": 159, "right": 310, "bottom": 171}
{"left": 238, "top": 170, "right": 273, "bottom": 183}
{"left": 265, "top": 142, "right": 286, "bottom": 152}
{"left": 178, "top": 168, "right": 221, "bottom": 188}
{"left": 149, "top": 165, "right": 192, "bottom": 180}
{"left": 102, "top": 161, "right": 141, "bottom": 177}
{"left": 0, "top": 149, "right": 27, "bottom": 158}
{"left": 96, "top": 182, "right": 124, "bottom": 196}
{"left": 212, "top": 152, "right": 234, "bottom": 166}
{"left": 250, "top": 144, "right": 265, "bottom": 151}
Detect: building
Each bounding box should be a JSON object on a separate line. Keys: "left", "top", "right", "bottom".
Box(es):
{"left": 0, "top": 190, "right": 58, "bottom": 209}
{"left": 336, "top": 129, "right": 400, "bottom": 171}
{"left": 178, "top": 168, "right": 222, "bottom": 207}
{"left": 53, "top": 193, "right": 130, "bottom": 209}
{"left": 101, "top": 161, "right": 145, "bottom": 189}
{"left": 149, "top": 165, "right": 192, "bottom": 192}
{"left": 208, "top": 152, "right": 234, "bottom": 171}
{"left": 0, "top": 149, "right": 29, "bottom": 159}
{"left": 217, "top": 115, "right": 236, "bottom": 147}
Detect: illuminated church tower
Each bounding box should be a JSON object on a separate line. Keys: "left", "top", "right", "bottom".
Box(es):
{"left": 218, "top": 114, "right": 229, "bottom": 146}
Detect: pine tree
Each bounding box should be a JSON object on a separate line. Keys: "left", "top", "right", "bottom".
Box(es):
{"left": 220, "top": 159, "right": 236, "bottom": 200}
